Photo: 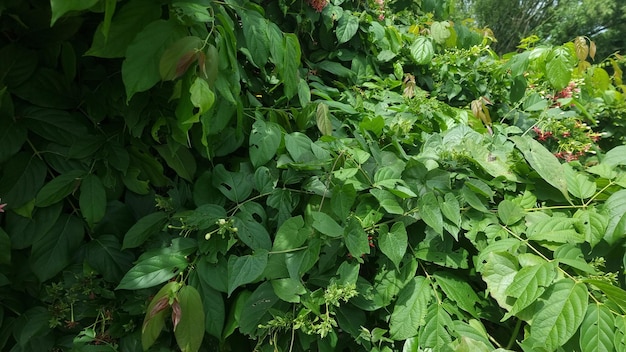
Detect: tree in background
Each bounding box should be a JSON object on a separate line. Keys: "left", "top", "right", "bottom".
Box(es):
{"left": 458, "top": 0, "right": 626, "bottom": 58}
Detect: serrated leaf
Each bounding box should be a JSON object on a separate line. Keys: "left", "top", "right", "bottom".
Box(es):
{"left": 527, "top": 217, "right": 584, "bottom": 243}
{"left": 529, "top": 280, "right": 588, "bottom": 351}
{"left": 249, "top": 119, "right": 282, "bottom": 168}
{"left": 175, "top": 285, "right": 205, "bottom": 352}
{"left": 389, "top": 276, "right": 432, "bottom": 340}
{"left": 227, "top": 250, "right": 268, "bottom": 296}
{"left": 579, "top": 303, "right": 615, "bottom": 352}
{"left": 418, "top": 192, "right": 443, "bottom": 235}
{"left": 511, "top": 136, "right": 569, "bottom": 201}
{"left": 410, "top": 36, "right": 434, "bottom": 65}
{"left": 79, "top": 174, "right": 107, "bottom": 227}
{"left": 336, "top": 13, "right": 359, "bottom": 44}
{"left": 117, "top": 254, "right": 189, "bottom": 290}
{"left": 35, "top": 170, "right": 85, "bottom": 207}
{"left": 503, "top": 262, "right": 557, "bottom": 320}
{"left": 316, "top": 102, "right": 332, "bottom": 136}
{"left": 419, "top": 303, "right": 453, "bottom": 349}
{"left": 311, "top": 211, "right": 343, "bottom": 238}
{"left": 433, "top": 272, "right": 481, "bottom": 318}
{"left": 546, "top": 48, "right": 573, "bottom": 90}
{"left": 122, "top": 212, "right": 168, "bottom": 250}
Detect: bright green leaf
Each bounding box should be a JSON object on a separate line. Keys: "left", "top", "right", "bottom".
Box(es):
{"left": 564, "top": 164, "right": 596, "bottom": 200}
{"left": 503, "top": 262, "right": 557, "bottom": 320}
{"left": 249, "top": 119, "right": 282, "bottom": 168}
{"left": 311, "top": 211, "right": 344, "bottom": 238}
{"left": 378, "top": 222, "right": 407, "bottom": 270}
{"left": 389, "top": 276, "right": 432, "bottom": 340}
{"left": 336, "top": 13, "right": 359, "bottom": 44}
{"left": 579, "top": 303, "right": 615, "bottom": 352}
{"left": 50, "top": 0, "right": 99, "bottom": 26}
{"left": 344, "top": 217, "right": 370, "bottom": 259}
{"left": 271, "top": 278, "right": 306, "bottom": 303}
{"left": 480, "top": 252, "right": 518, "bottom": 310}
{"left": 419, "top": 303, "right": 453, "bottom": 349}
{"left": 316, "top": 102, "right": 332, "bottom": 136}
{"left": 410, "top": 36, "right": 434, "bottom": 65}
{"left": 433, "top": 272, "right": 481, "bottom": 318}
{"left": 498, "top": 199, "right": 525, "bottom": 225}
{"left": 282, "top": 33, "right": 301, "bottom": 98}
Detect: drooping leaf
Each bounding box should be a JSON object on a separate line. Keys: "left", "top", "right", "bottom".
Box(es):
{"left": 603, "top": 146, "right": 626, "bottom": 167}
{"left": 528, "top": 280, "right": 588, "bottom": 351}
{"left": 418, "top": 192, "right": 443, "bottom": 235}
{"left": 122, "top": 212, "right": 168, "bottom": 250}
{"left": 249, "top": 119, "right": 282, "bottom": 168}
{"left": 174, "top": 285, "right": 205, "bottom": 352}
{"left": 433, "top": 272, "right": 481, "bottom": 318}
{"left": 30, "top": 215, "right": 84, "bottom": 282}
{"left": 389, "top": 276, "right": 432, "bottom": 340}
{"left": 579, "top": 303, "right": 615, "bottom": 352}
{"left": 79, "top": 174, "right": 107, "bottom": 227}
{"left": 503, "top": 262, "right": 557, "bottom": 320}
{"left": 378, "top": 222, "right": 408, "bottom": 269}
{"left": 117, "top": 254, "right": 189, "bottom": 290}
{"left": 546, "top": 47, "right": 574, "bottom": 90}
{"left": 122, "top": 19, "right": 187, "bottom": 101}
{"left": 227, "top": 250, "right": 268, "bottom": 296}
{"left": 35, "top": 169, "right": 85, "bottom": 207}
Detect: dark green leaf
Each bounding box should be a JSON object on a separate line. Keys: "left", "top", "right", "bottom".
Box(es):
{"left": 80, "top": 174, "right": 107, "bottom": 227}
{"left": 378, "top": 222, "right": 407, "bottom": 269}
{"left": 117, "top": 253, "right": 189, "bottom": 290}
{"left": 345, "top": 217, "right": 370, "bottom": 259}
{"left": 579, "top": 303, "right": 614, "bottom": 352}
{"left": 271, "top": 278, "right": 306, "bottom": 303}
{"left": 311, "top": 211, "right": 344, "bottom": 238}
{"left": 50, "top": 0, "right": 99, "bottom": 26}
{"left": 227, "top": 250, "right": 268, "bottom": 296}
{"left": 238, "top": 282, "right": 279, "bottom": 336}
{"left": 389, "top": 276, "right": 432, "bottom": 340}
{"left": 154, "top": 143, "right": 197, "bottom": 181}
{"left": 30, "top": 215, "right": 84, "bottom": 282}
{"left": 212, "top": 164, "right": 254, "bottom": 203}
{"left": 35, "top": 170, "right": 85, "bottom": 207}
{"left": 86, "top": 235, "right": 134, "bottom": 282}
{"left": 0, "top": 119, "right": 27, "bottom": 164}
{"left": 331, "top": 184, "right": 356, "bottom": 220}
{"left": 282, "top": 33, "right": 301, "bottom": 98}
{"left": 142, "top": 282, "right": 179, "bottom": 350}
{"left": 0, "top": 228, "right": 10, "bottom": 265}
{"left": 122, "top": 212, "right": 168, "bottom": 250}
{"left": 249, "top": 120, "right": 282, "bottom": 168}
{"left": 175, "top": 285, "right": 205, "bottom": 352}
{"left": 0, "top": 153, "right": 47, "bottom": 209}
{"left": 316, "top": 102, "right": 332, "bottom": 136}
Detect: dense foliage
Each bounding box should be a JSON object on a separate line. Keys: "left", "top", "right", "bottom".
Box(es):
{"left": 1, "top": 0, "right": 626, "bottom": 351}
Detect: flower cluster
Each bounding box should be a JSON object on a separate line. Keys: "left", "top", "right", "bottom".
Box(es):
{"left": 544, "top": 80, "right": 582, "bottom": 107}
{"left": 308, "top": 0, "right": 328, "bottom": 12}
{"left": 374, "top": 0, "right": 385, "bottom": 20}
{"left": 532, "top": 119, "right": 602, "bottom": 162}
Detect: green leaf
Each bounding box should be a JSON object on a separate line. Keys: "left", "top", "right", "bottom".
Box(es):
{"left": 79, "top": 174, "right": 106, "bottom": 227}
{"left": 389, "top": 276, "right": 432, "bottom": 340}
{"left": 311, "top": 211, "right": 344, "bottom": 238}
{"left": 159, "top": 36, "right": 204, "bottom": 80}
{"left": 86, "top": 235, "right": 134, "bottom": 283}
{"left": 431, "top": 21, "right": 451, "bottom": 44}
{"left": 122, "top": 212, "right": 168, "bottom": 250}
{"left": 249, "top": 120, "right": 282, "bottom": 168}
{"left": 583, "top": 279, "right": 626, "bottom": 312}
{"left": 198, "top": 283, "right": 224, "bottom": 339}
{"left": 175, "top": 285, "right": 205, "bottom": 352}
{"left": 378, "top": 222, "right": 407, "bottom": 270}
{"left": 409, "top": 36, "right": 434, "bottom": 65}
{"left": 480, "top": 252, "right": 518, "bottom": 310}
{"left": 511, "top": 135, "right": 570, "bottom": 201}
{"left": 316, "top": 102, "right": 332, "bottom": 136}
{"left": 419, "top": 303, "right": 453, "bottom": 349}
{"left": 86, "top": 0, "right": 162, "bottom": 58}
{"left": 564, "top": 164, "right": 596, "bottom": 200}
{"left": 272, "top": 216, "right": 307, "bottom": 251}
{"left": 212, "top": 164, "right": 254, "bottom": 203}
{"left": 497, "top": 199, "right": 525, "bottom": 225}
{"left": 344, "top": 218, "right": 370, "bottom": 259}
{"left": 546, "top": 47, "right": 573, "bottom": 90}
{"left": 297, "top": 78, "right": 311, "bottom": 106}
{"left": 573, "top": 209, "right": 607, "bottom": 248}
{"left": 441, "top": 193, "right": 461, "bottom": 226}
{"left": 50, "top": 0, "right": 99, "bottom": 26}
{"left": 418, "top": 192, "right": 443, "bottom": 235}
{"left": 233, "top": 210, "right": 272, "bottom": 250}
{"left": 370, "top": 189, "right": 404, "bottom": 215}
{"left": 282, "top": 33, "right": 301, "bottom": 98}
{"left": 336, "top": 13, "right": 359, "bottom": 44}
{"left": 0, "top": 153, "right": 46, "bottom": 210}
{"left": 0, "top": 119, "right": 27, "bottom": 164}
{"left": 579, "top": 303, "right": 614, "bottom": 352}
{"left": 271, "top": 278, "right": 306, "bottom": 303}
{"left": 528, "top": 280, "right": 588, "bottom": 351}
{"left": 188, "top": 77, "right": 215, "bottom": 123}
{"left": 603, "top": 145, "right": 626, "bottom": 167}
{"left": 122, "top": 19, "right": 186, "bottom": 101}
{"left": 503, "top": 262, "right": 557, "bottom": 320}
{"left": 527, "top": 216, "right": 584, "bottom": 243}
{"left": 117, "top": 253, "right": 189, "bottom": 290}
{"left": 603, "top": 190, "right": 626, "bottom": 244}
{"left": 13, "top": 307, "right": 52, "bottom": 347}
{"left": 142, "top": 282, "right": 179, "bottom": 350}
{"left": 227, "top": 250, "right": 268, "bottom": 296}
{"left": 238, "top": 282, "right": 279, "bottom": 336}
{"left": 30, "top": 215, "right": 84, "bottom": 281}
{"left": 154, "top": 143, "right": 197, "bottom": 181}
{"left": 0, "top": 228, "right": 10, "bottom": 265}
{"left": 433, "top": 272, "right": 481, "bottom": 318}
{"left": 35, "top": 169, "right": 85, "bottom": 207}
{"left": 239, "top": 9, "right": 269, "bottom": 67}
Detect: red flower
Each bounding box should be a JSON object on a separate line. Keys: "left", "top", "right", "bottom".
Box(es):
{"left": 308, "top": 0, "right": 328, "bottom": 12}
{"left": 0, "top": 201, "right": 5, "bottom": 213}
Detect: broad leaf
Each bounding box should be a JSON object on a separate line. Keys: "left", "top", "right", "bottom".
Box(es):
{"left": 419, "top": 304, "right": 453, "bottom": 349}
{"left": 410, "top": 36, "right": 434, "bottom": 65}
{"left": 584, "top": 279, "right": 626, "bottom": 312}
{"left": 480, "top": 252, "right": 518, "bottom": 310}
{"left": 378, "top": 222, "right": 408, "bottom": 269}
{"left": 86, "top": 235, "right": 134, "bottom": 283}
{"left": 433, "top": 272, "right": 481, "bottom": 318}
{"left": 311, "top": 211, "right": 344, "bottom": 238}
{"left": 117, "top": 254, "right": 189, "bottom": 290}
{"left": 212, "top": 164, "right": 254, "bottom": 203}
{"left": 174, "top": 285, "right": 205, "bottom": 352}
{"left": 503, "top": 261, "right": 556, "bottom": 320}
{"left": 579, "top": 303, "right": 614, "bottom": 352}
{"left": 564, "top": 164, "right": 596, "bottom": 200}
{"left": 238, "top": 282, "right": 279, "bottom": 336}
{"left": 498, "top": 199, "right": 525, "bottom": 225}
{"left": 336, "top": 13, "right": 359, "bottom": 44}
{"left": 35, "top": 169, "right": 85, "bottom": 207}
{"left": 389, "top": 276, "right": 432, "bottom": 340}
{"left": 603, "top": 190, "right": 626, "bottom": 244}
{"left": 50, "top": 0, "right": 98, "bottom": 26}
{"left": 418, "top": 192, "right": 443, "bottom": 235}
{"left": 79, "top": 174, "right": 106, "bottom": 227}
{"left": 142, "top": 282, "right": 180, "bottom": 350}
{"left": 282, "top": 33, "right": 301, "bottom": 98}
{"left": 227, "top": 250, "right": 268, "bottom": 296}
{"left": 527, "top": 217, "right": 584, "bottom": 243}
{"left": 249, "top": 119, "right": 282, "bottom": 168}
{"left": 344, "top": 217, "right": 370, "bottom": 259}
{"left": 528, "top": 280, "right": 588, "bottom": 351}
{"left": 122, "top": 212, "right": 168, "bottom": 250}
{"left": 154, "top": 143, "right": 197, "bottom": 181}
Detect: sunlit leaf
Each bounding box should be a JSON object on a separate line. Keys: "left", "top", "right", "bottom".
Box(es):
{"left": 579, "top": 303, "right": 614, "bottom": 352}
{"left": 389, "top": 276, "right": 431, "bottom": 340}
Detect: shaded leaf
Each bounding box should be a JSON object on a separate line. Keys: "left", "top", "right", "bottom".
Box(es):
{"left": 227, "top": 250, "right": 268, "bottom": 296}
{"left": 175, "top": 285, "right": 205, "bottom": 352}
{"left": 122, "top": 212, "right": 168, "bottom": 250}
{"left": 79, "top": 174, "right": 107, "bottom": 227}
